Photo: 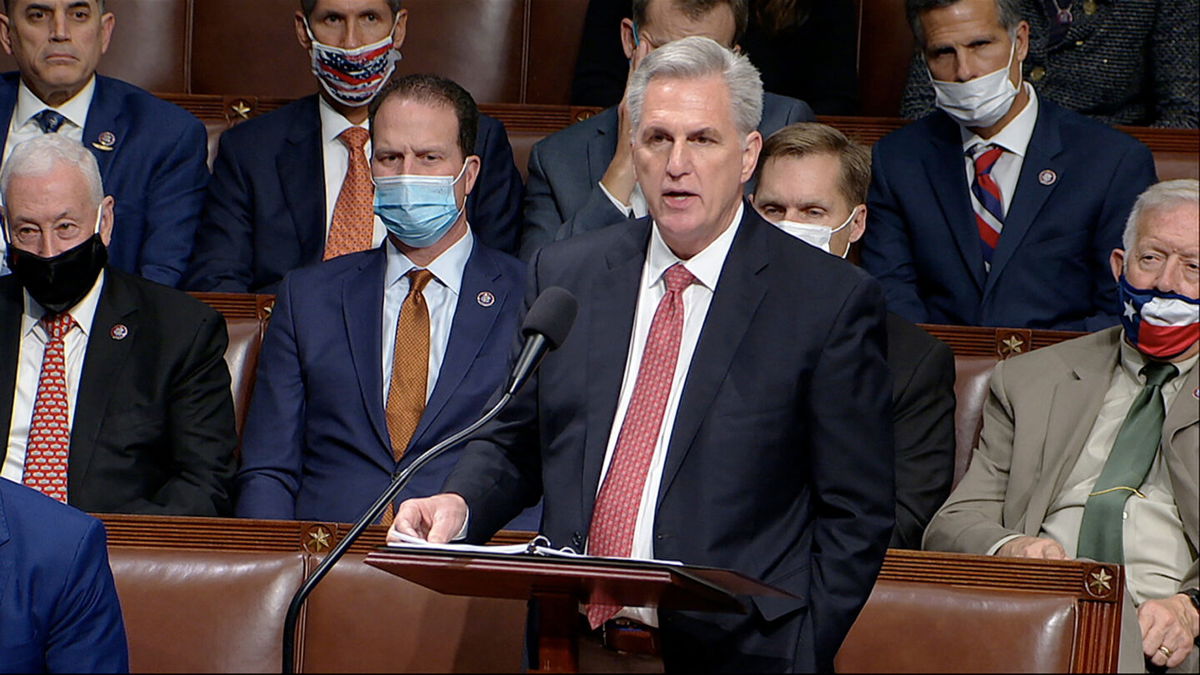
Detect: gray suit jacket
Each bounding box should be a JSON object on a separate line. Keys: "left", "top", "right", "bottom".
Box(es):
{"left": 924, "top": 327, "right": 1199, "bottom": 593}
{"left": 518, "top": 92, "right": 813, "bottom": 259}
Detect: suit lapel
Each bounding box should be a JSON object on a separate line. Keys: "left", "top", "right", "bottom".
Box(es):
{"left": 279, "top": 97, "right": 326, "bottom": 263}
{"left": 923, "top": 115, "right": 986, "bottom": 292}
{"left": 1164, "top": 365, "right": 1199, "bottom": 445}
{"left": 0, "top": 281, "right": 22, "bottom": 470}
{"left": 0, "top": 73, "right": 17, "bottom": 153}
{"left": 81, "top": 76, "right": 122, "bottom": 178}
{"left": 657, "top": 209, "right": 768, "bottom": 500}
{"left": 984, "top": 101, "right": 1063, "bottom": 299}
{"left": 341, "top": 249, "right": 392, "bottom": 468}
{"left": 407, "top": 245, "right": 505, "bottom": 451}
{"left": 581, "top": 222, "right": 648, "bottom": 521}
{"left": 1023, "top": 333, "right": 1119, "bottom": 531}
{"left": 1164, "top": 364, "right": 1199, "bottom": 555}
{"left": 587, "top": 108, "right": 619, "bottom": 186}
{"left": 69, "top": 271, "right": 137, "bottom": 493}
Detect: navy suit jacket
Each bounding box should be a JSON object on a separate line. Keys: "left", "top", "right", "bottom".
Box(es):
{"left": 0, "top": 73, "right": 209, "bottom": 288}
{"left": 0, "top": 479, "right": 128, "bottom": 673}
{"left": 236, "top": 237, "right": 537, "bottom": 529}
{"left": 445, "top": 207, "right": 894, "bottom": 672}
{"left": 184, "top": 95, "right": 525, "bottom": 293}
{"left": 0, "top": 269, "right": 237, "bottom": 515}
{"left": 518, "top": 92, "right": 814, "bottom": 259}
{"left": 862, "top": 98, "right": 1157, "bottom": 330}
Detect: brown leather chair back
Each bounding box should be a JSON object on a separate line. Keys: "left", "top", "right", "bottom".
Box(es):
{"left": 189, "top": 293, "right": 275, "bottom": 443}
{"left": 856, "top": 0, "right": 913, "bottom": 116}
{"left": 951, "top": 356, "right": 998, "bottom": 488}
{"left": 525, "top": 0, "right": 590, "bottom": 104}
{"left": 108, "top": 547, "right": 306, "bottom": 673}
{"left": 302, "top": 553, "right": 524, "bottom": 673}
{"left": 836, "top": 549, "right": 1125, "bottom": 673}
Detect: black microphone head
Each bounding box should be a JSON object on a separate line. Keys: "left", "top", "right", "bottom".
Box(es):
{"left": 521, "top": 286, "right": 578, "bottom": 350}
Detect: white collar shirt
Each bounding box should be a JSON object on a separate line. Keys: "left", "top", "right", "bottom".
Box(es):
{"left": 591, "top": 202, "right": 744, "bottom": 626}
{"left": 3, "top": 270, "right": 106, "bottom": 482}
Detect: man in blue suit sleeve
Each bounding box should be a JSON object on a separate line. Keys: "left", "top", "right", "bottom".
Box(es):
{"left": 0, "top": 479, "right": 129, "bottom": 673}
{"left": 236, "top": 74, "right": 536, "bottom": 531}
{"left": 0, "top": 0, "right": 208, "bottom": 288}
{"left": 184, "top": 0, "right": 524, "bottom": 294}
{"left": 519, "top": 0, "right": 813, "bottom": 260}
{"left": 861, "top": 0, "right": 1157, "bottom": 331}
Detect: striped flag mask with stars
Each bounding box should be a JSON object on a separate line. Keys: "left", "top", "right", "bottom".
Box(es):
{"left": 306, "top": 21, "right": 400, "bottom": 107}
{"left": 1118, "top": 275, "right": 1200, "bottom": 360}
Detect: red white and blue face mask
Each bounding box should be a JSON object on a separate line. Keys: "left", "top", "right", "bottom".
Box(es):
{"left": 1119, "top": 274, "right": 1200, "bottom": 360}
{"left": 306, "top": 19, "right": 400, "bottom": 107}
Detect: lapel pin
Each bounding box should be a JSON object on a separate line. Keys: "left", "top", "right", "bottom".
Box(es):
{"left": 92, "top": 131, "right": 116, "bottom": 152}
{"left": 476, "top": 291, "right": 495, "bottom": 308}
{"left": 1193, "top": 386, "right": 1198, "bottom": 400}
{"left": 110, "top": 324, "right": 128, "bottom": 340}
{"left": 1038, "top": 169, "right": 1057, "bottom": 186}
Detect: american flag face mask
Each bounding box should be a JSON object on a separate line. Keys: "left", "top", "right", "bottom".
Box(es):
{"left": 306, "top": 19, "right": 401, "bottom": 107}
{"left": 1119, "top": 274, "right": 1200, "bottom": 360}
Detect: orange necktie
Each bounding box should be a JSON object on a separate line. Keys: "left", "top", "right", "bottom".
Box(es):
{"left": 324, "top": 126, "right": 374, "bottom": 260}
{"left": 381, "top": 269, "right": 435, "bottom": 525}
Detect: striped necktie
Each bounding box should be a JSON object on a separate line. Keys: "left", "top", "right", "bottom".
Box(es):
{"left": 970, "top": 144, "right": 1005, "bottom": 269}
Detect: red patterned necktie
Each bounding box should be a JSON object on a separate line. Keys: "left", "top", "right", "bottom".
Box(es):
{"left": 586, "top": 263, "right": 697, "bottom": 629}
{"left": 22, "top": 313, "right": 77, "bottom": 503}
{"left": 324, "top": 126, "right": 374, "bottom": 260}
{"left": 970, "top": 144, "right": 1005, "bottom": 268}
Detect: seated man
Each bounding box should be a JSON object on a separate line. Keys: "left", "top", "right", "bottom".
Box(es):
{"left": 0, "top": 0, "right": 210, "bottom": 286}
{"left": 0, "top": 478, "right": 128, "bottom": 673}
{"left": 185, "top": 0, "right": 524, "bottom": 293}
{"left": 751, "top": 122, "right": 957, "bottom": 550}
{"left": 236, "top": 74, "right": 536, "bottom": 530}
{"left": 862, "top": 0, "right": 1157, "bottom": 330}
{"left": 924, "top": 179, "right": 1200, "bottom": 672}
{"left": 519, "top": 0, "right": 814, "bottom": 260}
{"left": 0, "top": 135, "right": 237, "bottom": 515}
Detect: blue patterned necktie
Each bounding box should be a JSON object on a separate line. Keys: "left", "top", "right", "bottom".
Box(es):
{"left": 33, "top": 109, "right": 67, "bottom": 134}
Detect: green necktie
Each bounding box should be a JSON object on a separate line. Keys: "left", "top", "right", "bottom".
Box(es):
{"left": 1076, "top": 361, "right": 1179, "bottom": 564}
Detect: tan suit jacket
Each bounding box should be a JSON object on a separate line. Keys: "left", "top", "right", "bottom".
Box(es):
{"left": 924, "top": 326, "right": 1199, "bottom": 592}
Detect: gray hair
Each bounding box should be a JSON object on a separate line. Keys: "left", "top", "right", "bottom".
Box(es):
{"left": 907, "top": 0, "right": 1021, "bottom": 48}
{"left": 0, "top": 134, "right": 105, "bottom": 208}
{"left": 627, "top": 35, "right": 763, "bottom": 139}
{"left": 1122, "top": 178, "right": 1200, "bottom": 253}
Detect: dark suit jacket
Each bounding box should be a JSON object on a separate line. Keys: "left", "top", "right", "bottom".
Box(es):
{"left": 886, "top": 313, "right": 956, "bottom": 549}
{"left": 235, "top": 238, "right": 537, "bottom": 528}
{"left": 0, "top": 72, "right": 210, "bottom": 288}
{"left": 445, "top": 207, "right": 894, "bottom": 672}
{"left": 0, "top": 269, "right": 237, "bottom": 515}
{"left": 184, "top": 95, "right": 525, "bottom": 293}
{"left": 519, "top": 93, "right": 814, "bottom": 259}
{"left": 862, "top": 99, "right": 1157, "bottom": 331}
{"left": 0, "top": 480, "right": 128, "bottom": 673}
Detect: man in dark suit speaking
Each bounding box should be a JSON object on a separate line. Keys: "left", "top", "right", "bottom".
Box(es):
{"left": 0, "top": 134, "right": 236, "bottom": 516}
{"left": 0, "top": 0, "right": 210, "bottom": 287}
{"left": 393, "top": 37, "right": 894, "bottom": 673}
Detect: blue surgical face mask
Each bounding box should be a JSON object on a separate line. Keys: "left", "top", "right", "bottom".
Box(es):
{"left": 373, "top": 162, "right": 468, "bottom": 248}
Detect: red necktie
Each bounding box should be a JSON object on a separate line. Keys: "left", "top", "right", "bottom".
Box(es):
{"left": 970, "top": 144, "right": 1005, "bottom": 268}
{"left": 324, "top": 126, "right": 374, "bottom": 260}
{"left": 22, "top": 313, "right": 77, "bottom": 503}
{"left": 587, "top": 263, "right": 696, "bottom": 629}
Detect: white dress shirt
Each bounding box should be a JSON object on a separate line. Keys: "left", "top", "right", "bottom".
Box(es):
{"left": 3, "top": 271, "right": 106, "bottom": 483}
{"left": 380, "top": 229, "right": 474, "bottom": 403}
{"left": 0, "top": 77, "right": 96, "bottom": 272}
{"left": 589, "top": 203, "right": 744, "bottom": 626}
{"left": 600, "top": 181, "right": 649, "bottom": 220}
{"left": 318, "top": 96, "right": 385, "bottom": 247}
{"left": 960, "top": 82, "right": 1039, "bottom": 217}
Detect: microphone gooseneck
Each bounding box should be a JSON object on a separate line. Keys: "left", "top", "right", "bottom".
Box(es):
{"left": 281, "top": 286, "right": 578, "bottom": 674}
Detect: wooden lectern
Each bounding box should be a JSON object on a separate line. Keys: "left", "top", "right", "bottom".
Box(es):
{"left": 365, "top": 547, "right": 794, "bottom": 673}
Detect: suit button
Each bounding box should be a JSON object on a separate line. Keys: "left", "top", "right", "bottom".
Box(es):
{"left": 1030, "top": 66, "right": 1046, "bottom": 82}
{"left": 571, "top": 532, "right": 583, "bottom": 548}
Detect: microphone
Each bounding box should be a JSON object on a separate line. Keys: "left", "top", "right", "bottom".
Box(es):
{"left": 507, "top": 286, "right": 578, "bottom": 395}
{"left": 282, "top": 286, "right": 578, "bottom": 674}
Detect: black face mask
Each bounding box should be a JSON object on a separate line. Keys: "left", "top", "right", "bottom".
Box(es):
{"left": 6, "top": 234, "right": 108, "bottom": 315}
